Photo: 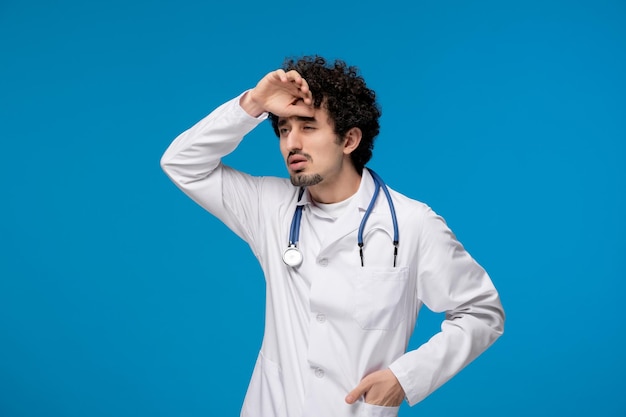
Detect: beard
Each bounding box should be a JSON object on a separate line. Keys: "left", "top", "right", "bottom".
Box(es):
{"left": 290, "top": 173, "right": 323, "bottom": 187}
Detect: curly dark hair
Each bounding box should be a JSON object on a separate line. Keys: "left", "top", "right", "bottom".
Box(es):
{"left": 269, "top": 56, "right": 381, "bottom": 174}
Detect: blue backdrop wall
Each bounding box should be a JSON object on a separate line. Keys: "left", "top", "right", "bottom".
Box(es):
{"left": 1, "top": 0, "right": 624, "bottom": 416}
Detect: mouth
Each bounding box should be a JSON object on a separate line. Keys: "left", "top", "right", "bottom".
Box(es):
{"left": 287, "top": 153, "right": 309, "bottom": 171}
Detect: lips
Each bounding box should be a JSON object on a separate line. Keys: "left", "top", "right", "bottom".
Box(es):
{"left": 288, "top": 153, "right": 309, "bottom": 171}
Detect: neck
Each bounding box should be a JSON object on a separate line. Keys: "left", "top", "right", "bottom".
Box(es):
{"left": 308, "top": 165, "right": 362, "bottom": 204}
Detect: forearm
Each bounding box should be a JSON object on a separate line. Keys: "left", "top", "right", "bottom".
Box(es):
{"left": 390, "top": 294, "right": 504, "bottom": 405}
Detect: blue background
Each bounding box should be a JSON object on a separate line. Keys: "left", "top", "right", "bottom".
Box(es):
{"left": 1, "top": 0, "right": 624, "bottom": 416}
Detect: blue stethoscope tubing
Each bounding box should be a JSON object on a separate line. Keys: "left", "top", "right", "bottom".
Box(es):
{"left": 283, "top": 168, "right": 399, "bottom": 268}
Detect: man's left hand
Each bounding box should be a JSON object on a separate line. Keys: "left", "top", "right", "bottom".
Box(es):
{"left": 345, "top": 369, "right": 405, "bottom": 407}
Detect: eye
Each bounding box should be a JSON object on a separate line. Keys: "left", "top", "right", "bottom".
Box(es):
{"left": 279, "top": 128, "right": 290, "bottom": 135}
{"left": 303, "top": 125, "right": 315, "bottom": 130}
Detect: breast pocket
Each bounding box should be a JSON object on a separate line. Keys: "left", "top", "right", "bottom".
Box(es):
{"left": 351, "top": 267, "right": 410, "bottom": 330}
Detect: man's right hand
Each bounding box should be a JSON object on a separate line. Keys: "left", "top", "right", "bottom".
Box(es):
{"left": 240, "top": 69, "right": 314, "bottom": 118}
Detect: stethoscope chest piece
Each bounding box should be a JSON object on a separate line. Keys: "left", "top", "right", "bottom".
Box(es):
{"left": 283, "top": 169, "right": 398, "bottom": 269}
{"left": 283, "top": 245, "right": 303, "bottom": 267}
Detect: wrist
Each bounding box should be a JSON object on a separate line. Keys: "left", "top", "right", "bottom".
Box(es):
{"left": 240, "top": 90, "right": 265, "bottom": 117}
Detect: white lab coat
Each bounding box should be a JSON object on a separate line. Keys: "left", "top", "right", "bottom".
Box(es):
{"left": 161, "top": 94, "right": 505, "bottom": 417}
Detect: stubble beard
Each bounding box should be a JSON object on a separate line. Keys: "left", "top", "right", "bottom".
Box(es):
{"left": 290, "top": 173, "right": 323, "bottom": 187}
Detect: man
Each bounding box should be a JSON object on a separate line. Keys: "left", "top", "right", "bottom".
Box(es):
{"left": 161, "top": 56, "right": 504, "bottom": 417}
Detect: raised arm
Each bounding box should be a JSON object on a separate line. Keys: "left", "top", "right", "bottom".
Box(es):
{"left": 160, "top": 69, "right": 315, "bottom": 248}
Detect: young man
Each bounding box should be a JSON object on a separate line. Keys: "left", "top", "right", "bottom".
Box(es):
{"left": 161, "top": 56, "right": 504, "bottom": 417}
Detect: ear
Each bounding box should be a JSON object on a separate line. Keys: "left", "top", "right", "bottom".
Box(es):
{"left": 342, "top": 127, "right": 362, "bottom": 155}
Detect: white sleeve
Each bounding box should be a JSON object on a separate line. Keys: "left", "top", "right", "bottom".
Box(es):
{"left": 389, "top": 208, "right": 505, "bottom": 406}
{"left": 160, "top": 93, "right": 270, "bottom": 250}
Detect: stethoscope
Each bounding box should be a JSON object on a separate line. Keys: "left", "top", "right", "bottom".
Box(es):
{"left": 282, "top": 169, "right": 399, "bottom": 268}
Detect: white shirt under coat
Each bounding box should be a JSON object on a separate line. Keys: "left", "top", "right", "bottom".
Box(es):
{"left": 161, "top": 94, "right": 505, "bottom": 417}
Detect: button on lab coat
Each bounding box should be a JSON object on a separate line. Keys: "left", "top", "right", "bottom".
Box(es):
{"left": 161, "top": 95, "right": 505, "bottom": 417}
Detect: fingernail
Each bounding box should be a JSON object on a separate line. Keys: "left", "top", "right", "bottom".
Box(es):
{"left": 345, "top": 395, "right": 354, "bottom": 404}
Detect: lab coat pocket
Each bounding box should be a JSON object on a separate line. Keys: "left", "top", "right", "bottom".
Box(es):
{"left": 352, "top": 267, "right": 410, "bottom": 330}
{"left": 361, "top": 402, "right": 400, "bottom": 417}
{"left": 241, "top": 353, "right": 286, "bottom": 417}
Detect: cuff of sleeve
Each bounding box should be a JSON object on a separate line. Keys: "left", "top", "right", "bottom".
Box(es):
{"left": 388, "top": 360, "right": 418, "bottom": 406}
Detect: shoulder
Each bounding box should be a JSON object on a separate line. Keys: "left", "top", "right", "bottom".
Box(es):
{"left": 387, "top": 187, "right": 432, "bottom": 220}
{"left": 386, "top": 187, "right": 453, "bottom": 238}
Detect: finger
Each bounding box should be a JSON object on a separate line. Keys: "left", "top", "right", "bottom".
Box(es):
{"left": 345, "top": 380, "right": 370, "bottom": 404}
{"left": 274, "top": 69, "right": 287, "bottom": 82}
{"left": 285, "top": 69, "right": 303, "bottom": 84}
{"left": 298, "top": 79, "right": 313, "bottom": 105}
{"left": 266, "top": 69, "right": 289, "bottom": 83}
{"left": 279, "top": 70, "right": 310, "bottom": 97}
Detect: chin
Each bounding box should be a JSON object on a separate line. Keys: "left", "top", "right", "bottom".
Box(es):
{"left": 290, "top": 173, "right": 323, "bottom": 187}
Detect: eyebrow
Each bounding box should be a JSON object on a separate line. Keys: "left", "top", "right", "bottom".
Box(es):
{"left": 277, "top": 116, "right": 317, "bottom": 126}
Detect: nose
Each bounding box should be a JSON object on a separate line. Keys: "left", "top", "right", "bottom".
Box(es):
{"left": 285, "top": 128, "right": 303, "bottom": 151}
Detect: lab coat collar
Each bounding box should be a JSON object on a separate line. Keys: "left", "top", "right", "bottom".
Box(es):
{"left": 295, "top": 168, "right": 378, "bottom": 211}
{"left": 355, "top": 168, "right": 379, "bottom": 212}
{"left": 297, "top": 168, "right": 393, "bottom": 254}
